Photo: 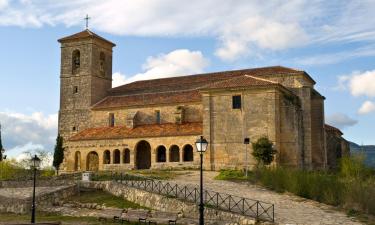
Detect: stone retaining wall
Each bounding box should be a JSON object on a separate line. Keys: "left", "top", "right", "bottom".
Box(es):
{"left": 0, "top": 185, "right": 78, "bottom": 214}
{"left": 80, "top": 181, "right": 257, "bottom": 224}
{"left": 0, "top": 180, "right": 76, "bottom": 189}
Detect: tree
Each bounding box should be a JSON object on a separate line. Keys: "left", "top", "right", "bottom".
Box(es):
{"left": 251, "top": 137, "right": 277, "bottom": 166}
{"left": 53, "top": 134, "right": 64, "bottom": 175}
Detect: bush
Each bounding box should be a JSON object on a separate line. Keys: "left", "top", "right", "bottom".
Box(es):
{"left": 251, "top": 137, "right": 277, "bottom": 166}
{"left": 340, "top": 155, "right": 372, "bottom": 180}
{"left": 0, "top": 161, "right": 29, "bottom": 180}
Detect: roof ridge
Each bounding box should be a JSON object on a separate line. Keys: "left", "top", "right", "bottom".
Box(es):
{"left": 107, "top": 89, "right": 199, "bottom": 98}
{"left": 110, "top": 66, "right": 305, "bottom": 91}
{"left": 244, "top": 74, "right": 278, "bottom": 84}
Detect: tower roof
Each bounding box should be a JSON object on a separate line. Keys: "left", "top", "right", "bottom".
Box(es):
{"left": 58, "top": 29, "right": 116, "bottom": 46}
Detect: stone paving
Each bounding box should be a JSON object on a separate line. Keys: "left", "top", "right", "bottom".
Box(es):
{"left": 170, "top": 171, "right": 363, "bottom": 225}
{"left": 0, "top": 186, "right": 71, "bottom": 199}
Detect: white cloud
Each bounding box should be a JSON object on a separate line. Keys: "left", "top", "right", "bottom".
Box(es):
{"left": 114, "top": 49, "right": 209, "bottom": 86}
{"left": 112, "top": 72, "right": 127, "bottom": 88}
{"left": 1, "top": 1, "right": 374, "bottom": 61}
{"left": 358, "top": 101, "right": 375, "bottom": 115}
{"left": 0, "top": 111, "right": 58, "bottom": 158}
{"left": 349, "top": 70, "right": 375, "bottom": 97}
{"left": 326, "top": 113, "right": 358, "bottom": 129}
{"left": 335, "top": 70, "right": 375, "bottom": 97}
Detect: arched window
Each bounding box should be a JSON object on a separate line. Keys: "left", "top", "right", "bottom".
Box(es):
{"left": 123, "top": 148, "right": 130, "bottom": 164}
{"left": 169, "top": 145, "right": 180, "bottom": 162}
{"left": 100, "top": 52, "right": 105, "bottom": 76}
{"left": 156, "top": 146, "right": 166, "bottom": 162}
{"left": 72, "top": 50, "right": 80, "bottom": 74}
{"left": 103, "top": 150, "right": 111, "bottom": 164}
{"left": 183, "top": 144, "right": 194, "bottom": 162}
{"left": 114, "top": 149, "right": 120, "bottom": 164}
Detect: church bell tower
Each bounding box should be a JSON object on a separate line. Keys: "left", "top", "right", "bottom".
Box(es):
{"left": 58, "top": 29, "right": 116, "bottom": 140}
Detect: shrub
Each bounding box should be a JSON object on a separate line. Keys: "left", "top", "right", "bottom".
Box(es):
{"left": 339, "top": 155, "right": 372, "bottom": 180}
{"left": 251, "top": 137, "right": 277, "bottom": 166}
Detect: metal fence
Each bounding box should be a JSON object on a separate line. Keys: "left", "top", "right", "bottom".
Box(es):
{"left": 106, "top": 173, "right": 274, "bottom": 222}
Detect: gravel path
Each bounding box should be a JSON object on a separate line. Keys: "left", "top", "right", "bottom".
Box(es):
{"left": 172, "top": 171, "right": 362, "bottom": 225}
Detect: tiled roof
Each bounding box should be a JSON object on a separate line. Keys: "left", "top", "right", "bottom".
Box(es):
{"left": 200, "top": 75, "right": 277, "bottom": 90}
{"left": 324, "top": 124, "right": 343, "bottom": 135}
{"left": 108, "top": 66, "right": 313, "bottom": 96}
{"left": 58, "top": 29, "right": 116, "bottom": 46}
{"left": 92, "top": 90, "right": 201, "bottom": 109}
{"left": 69, "top": 122, "right": 203, "bottom": 141}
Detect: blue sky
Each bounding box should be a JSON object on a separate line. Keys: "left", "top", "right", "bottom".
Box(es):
{"left": 0, "top": 0, "right": 374, "bottom": 158}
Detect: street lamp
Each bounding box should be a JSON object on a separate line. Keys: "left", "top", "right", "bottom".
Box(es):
{"left": 30, "top": 155, "right": 41, "bottom": 224}
{"left": 0, "top": 148, "right": 6, "bottom": 161}
{"left": 244, "top": 138, "right": 250, "bottom": 177}
{"left": 195, "top": 136, "right": 208, "bottom": 225}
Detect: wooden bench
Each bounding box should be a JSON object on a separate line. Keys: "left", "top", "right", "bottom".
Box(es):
{"left": 147, "top": 212, "right": 178, "bottom": 225}
{"left": 121, "top": 209, "right": 150, "bottom": 223}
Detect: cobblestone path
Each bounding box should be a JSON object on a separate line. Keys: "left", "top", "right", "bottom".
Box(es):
{"left": 172, "top": 171, "right": 362, "bottom": 225}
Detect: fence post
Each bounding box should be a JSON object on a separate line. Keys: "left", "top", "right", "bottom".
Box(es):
{"left": 175, "top": 184, "right": 178, "bottom": 198}
{"left": 216, "top": 193, "right": 219, "bottom": 209}
{"left": 256, "top": 201, "right": 259, "bottom": 221}
{"left": 272, "top": 204, "right": 275, "bottom": 222}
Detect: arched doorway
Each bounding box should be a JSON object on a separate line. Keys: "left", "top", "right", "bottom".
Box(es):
{"left": 169, "top": 145, "right": 180, "bottom": 162}
{"left": 74, "top": 151, "right": 81, "bottom": 171}
{"left": 86, "top": 151, "right": 99, "bottom": 171}
{"left": 114, "top": 149, "right": 120, "bottom": 164}
{"left": 156, "top": 146, "right": 166, "bottom": 162}
{"left": 183, "top": 145, "right": 194, "bottom": 162}
{"left": 103, "top": 150, "right": 111, "bottom": 164}
{"left": 123, "top": 148, "right": 130, "bottom": 164}
{"left": 135, "top": 140, "right": 151, "bottom": 169}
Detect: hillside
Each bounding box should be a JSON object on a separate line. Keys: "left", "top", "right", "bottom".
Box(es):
{"left": 349, "top": 141, "right": 375, "bottom": 168}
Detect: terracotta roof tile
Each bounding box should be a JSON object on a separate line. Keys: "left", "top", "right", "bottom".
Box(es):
{"left": 69, "top": 122, "right": 203, "bottom": 141}
{"left": 92, "top": 90, "right": 201, "bottom": 109}
{"left": 58, "top": 29, "right": 116, "bottom": 46}
{"left": 324, "top": 124, "right": 343, "bottom": 135}
{"left": 200, "top": 75, "right": 277, "bottom": 90}
{"left": 108, "top": 66, "right": 313, "bottom": 96}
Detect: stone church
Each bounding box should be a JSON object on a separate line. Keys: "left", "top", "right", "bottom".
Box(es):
{"left": 58, "top": 29, "right": 349, "bottom": 172}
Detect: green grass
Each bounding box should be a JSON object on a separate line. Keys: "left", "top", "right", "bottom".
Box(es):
{"left": 68, "top": 189, "right": 147, "bottom": 209}
{"left": 0, "top": 211, "right": 137, "bottom": 225}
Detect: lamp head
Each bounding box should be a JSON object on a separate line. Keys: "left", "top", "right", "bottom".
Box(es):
{"left": 31, "top": 155, "right": 41, "bottom": 169}
{"left": 195, "top": 136, "right": 208, "bottom": 153}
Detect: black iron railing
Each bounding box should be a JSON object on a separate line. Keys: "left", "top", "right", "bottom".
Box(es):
{"left": 103, "top": 173, "right": 274, "bottom": 222}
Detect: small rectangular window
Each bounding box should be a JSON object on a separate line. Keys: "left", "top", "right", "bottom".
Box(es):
{"left": 109, "top": 113, "right": 115, "bottom": 127}
{"left": 73, "top": 86, "right": 78, "bottom": 94}
{"left": 232, "top": 95, "right": 242, "bottom": 109}
{"left": 156, "top": 110, "right": 161, "bottom": 124}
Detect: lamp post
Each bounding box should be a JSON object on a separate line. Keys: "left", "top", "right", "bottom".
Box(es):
{"left": 0, "top": 148, "right": 6, "bottom": 161}
{"left": 30, "top": 154, "right": 41, "bottom": 224}
{"left": 244, "top": 138, "right": 250, "bottom": 177}
{"left": 195, "top": 136, "right": 208, "bottom": 225}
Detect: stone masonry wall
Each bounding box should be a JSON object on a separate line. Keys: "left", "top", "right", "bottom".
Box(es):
{"left": 311, "top": 94, "right": 326, "bottom": 169}
{"left": 90, "top": 103, "right": 202, "bottom": 127}
{"left": 202, "top": 88, "right": 280, "bottom": 170}
{"left": 278, "top": 92, "right": 304, "bottom": 167}
{"left": 0, "top": 185, "right": 78, "bottom": 214}
{"left": 59, "top": 38, "right": 114, "bottom": 140}
{"left": 63, "top": 135, "right": 199, "bottom": 172}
